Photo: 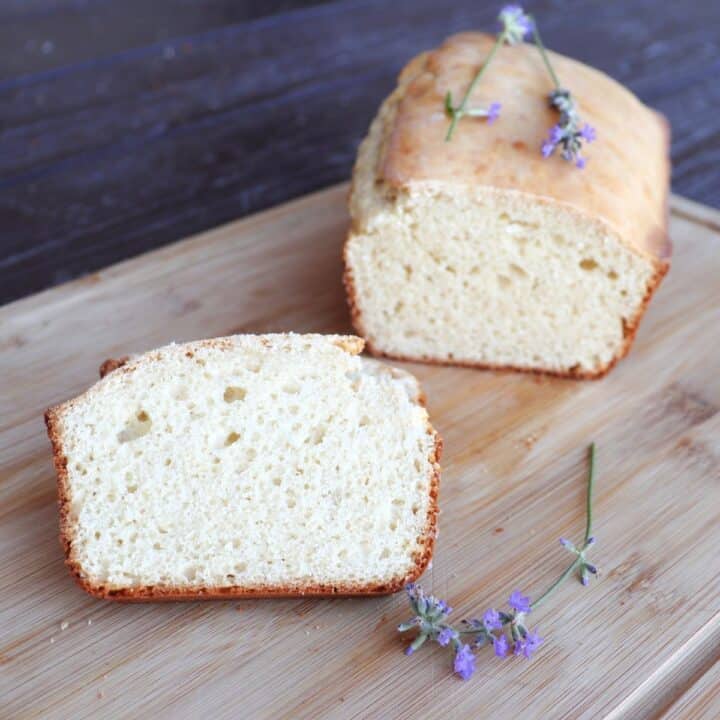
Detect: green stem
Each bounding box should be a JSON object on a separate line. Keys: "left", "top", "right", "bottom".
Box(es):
{"left": 532, "top": 443, "right": 596, "bottom": 611}
{"left": 529, "top": 16, "right": 560, "bottom": 88}
{"left": 456, "top": 443, "right": 597, "bottom": 630}
{"left": 446, "top": 32, "right": 505, "bottom": 141}
{"left": 584, "top": 442, "right": 596, "bottom": 543}
{"left": 531, "top": 556, "right": 581, "bottom": 611}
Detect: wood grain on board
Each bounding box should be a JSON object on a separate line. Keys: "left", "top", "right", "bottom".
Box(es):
{"left": 0, "top": 186, "right": 718, "bottom": 719}
{"left": 662, "top": 659, "right": 720, "bottom": 720}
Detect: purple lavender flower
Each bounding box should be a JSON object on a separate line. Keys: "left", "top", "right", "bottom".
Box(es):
{"left": 515, "top": 630, "right": 543, "bottom": 659}
{"left": 559, "top": 537, "right": 575, "bottom": 550}
{"left": 487, "top": 102, "right": 502, "bottom": 124}
{"left": 405, "top": 645, "right": 416, "bottom": 656}
{"left": 437, "top": 627, "right": 458, "bottom": 647}
{"left": 549, "top": 124, "right": 564, "bottom": 143}
{"left": 453, "top": 644, "right": 476, "bottom": 681}
{"left": 585, "top": 563, "right": 597, "bottom": 575}
{"left": 405, "top": 584, "right": 452, "bottom": 620}
{"left": 498, "top": 5, "right": 533, "bottom": 45}
{"left": 541, "top": 124, "right": 564, "bottom": 158}
{"left": 541, "top": 91, "right": 596, "bottom": 168}
{"left": 493, "top": 633, "right": 510, "bottom": 658}
{"left": 580, "top": 124, "right": 597, "bottom": 142}
{"left": 483, "top": 608, "right": 503, "bottom": 631}
{"left": 509, "top": 590, "right": 532, "bottom": 614}
{"left": 586, "top": 536, "right": 596, "bottom": 546}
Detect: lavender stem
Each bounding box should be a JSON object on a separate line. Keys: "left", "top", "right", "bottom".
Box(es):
{"left": 528, "top": 17, "right": 560, "bottom": 88}
{"left": 532, "top": 443, "right": 596, "bottom": 611}
{"left": 446, "top": 32, "right": 505, "bottom": 141}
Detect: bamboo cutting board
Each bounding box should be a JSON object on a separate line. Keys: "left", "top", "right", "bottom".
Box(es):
{"left": 0, "top": 185, "right": 718, "bottom": 720}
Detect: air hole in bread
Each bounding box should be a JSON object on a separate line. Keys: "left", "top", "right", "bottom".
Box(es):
{"left": 225, "top": 431, "right": 240, "bottom": 447}
{"left": 184, "top": 567, "right": 198, "bottom": 581}
{"left": 224, "top": 386, "right": 246, "bottom": 403}
{"left": 118, "top": 410, "right": 152, "bottom": 443}
{"left": 579, "top": 258, "right": 599, "bottom": 271}
{"left": 310, "top": 426, "right": 326, "bottom": 445}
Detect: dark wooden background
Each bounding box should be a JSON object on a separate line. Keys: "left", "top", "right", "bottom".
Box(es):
{"left": 2, "top": 0, "right": 719, "bottom": 305}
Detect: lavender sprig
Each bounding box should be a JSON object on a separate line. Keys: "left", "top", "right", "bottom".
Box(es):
{"left": 444, "top": 5, "right": 533, "bottom": 141}
{"left": 398, "top": 443, "right": 598, "bottom": 681}
{"left": 444, "top": 4, "right": 596, "bottom": 168}
{"left": 529, "top": 18, "right": 596, "bottom": 167}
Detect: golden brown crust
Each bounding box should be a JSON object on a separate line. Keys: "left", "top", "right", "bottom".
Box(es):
{"left": 44, "top": 406, "right": 76, "bottom": 589}
{"left": 99, "top": 356, "right": 129, "bottom": 378}
{"left": 44, "top": 334, "right": 441, "bottom": 600}
{"left": 379, "top": 32, "right": 670, "bottom": 263}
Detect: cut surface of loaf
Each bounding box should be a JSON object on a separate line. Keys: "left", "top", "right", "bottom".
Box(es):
{"left": 45, "top": 334, "right": 441, "bottom": 600}
{"left": 345, "top": 33, "right": 670, "bottom": 378}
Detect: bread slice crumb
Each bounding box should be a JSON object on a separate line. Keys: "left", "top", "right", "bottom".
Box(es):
{"left": 45, "top": 333, "right": 441, "bottom": 600}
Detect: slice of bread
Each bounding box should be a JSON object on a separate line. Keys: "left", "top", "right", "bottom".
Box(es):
{"left": 45, "top": 334, "right": 441, "bottom": 600}
{"left": 345, "top": 33, "right": 670, "bottom": 379}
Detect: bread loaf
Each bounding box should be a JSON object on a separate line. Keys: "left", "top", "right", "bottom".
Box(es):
{"left": 45, "top": 334, "right": 441, "bottom": 600}
{"left": 344, "top": 33, "right": 670, "bottom": 378}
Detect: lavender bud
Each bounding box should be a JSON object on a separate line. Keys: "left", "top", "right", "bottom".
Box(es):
{"left": 498, "top": 5, "right": 533, "bottom": 45}
{"left": 559, "top": 537, "right": 576, "bottom": 552}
